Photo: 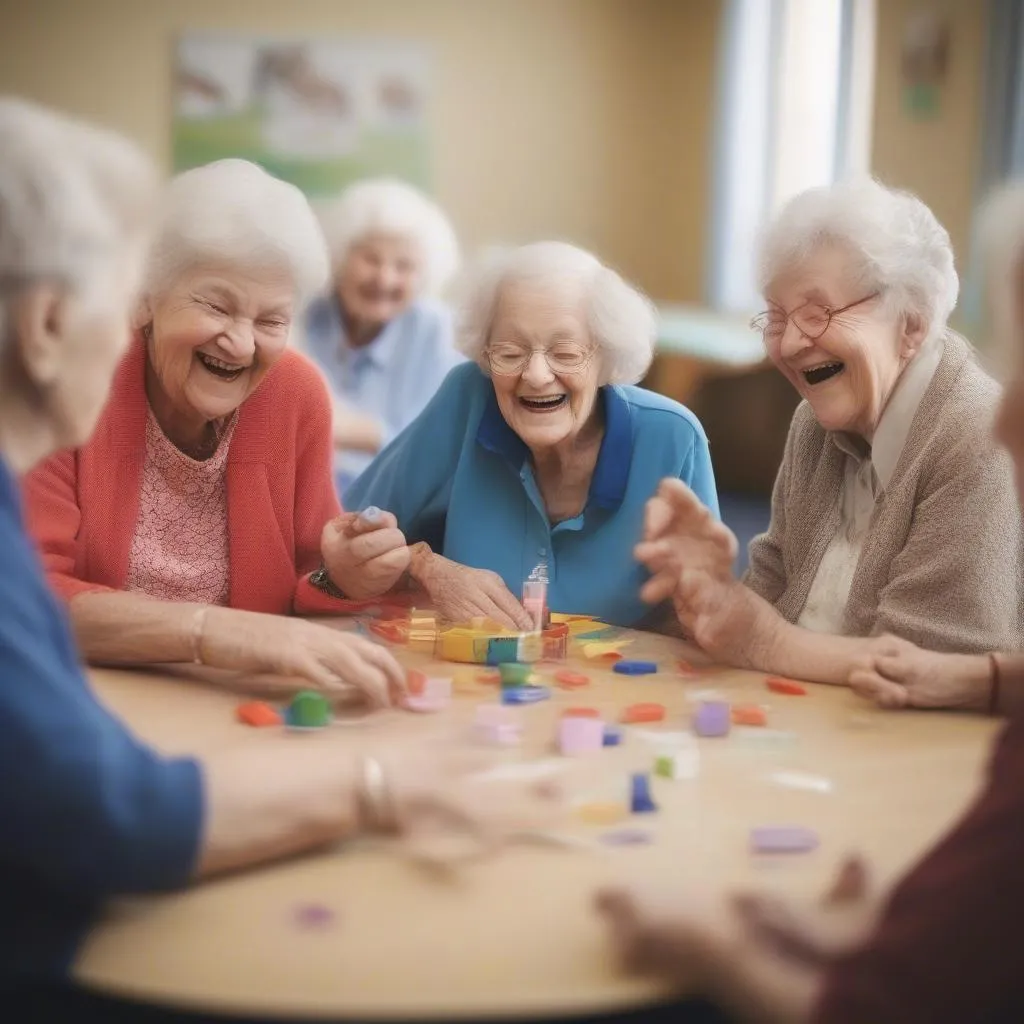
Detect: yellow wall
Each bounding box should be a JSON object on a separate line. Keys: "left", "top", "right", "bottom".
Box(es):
{"left": 870, "top": 0, "right": 987, "bottom": 266}
{"left": 0, "top": 0, "right": 720, "bottom": 303}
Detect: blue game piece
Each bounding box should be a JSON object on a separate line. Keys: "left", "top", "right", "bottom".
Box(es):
{"left": 614, "top": 660, "right": 658, "bottom": 676}
{"left": 501, "top": 685, "right": 551, "bottom": 705}
{"left": 602, "top": 724, "right": 623, "bottom": 746}
{"left": 630, "top": 772, "right": 658, "bottom": 813}
{"left": 359, "top": 506, "right": 383, "bottom": 524}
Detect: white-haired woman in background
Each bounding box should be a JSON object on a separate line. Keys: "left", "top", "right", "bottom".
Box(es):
{"left": 25, "top": 159, "right": 412, "bottom": 705}
{"left": 637, "top": 179, "right": 1023, "bottom": 685}
{"left": 347, "top": 241, "right": 719, "bottom": 629}
{"left": 302, "top": 177, "right": 463, "bottom": 496}
{"left": 0, "top": 101, "right": 557, "bottom": 1014}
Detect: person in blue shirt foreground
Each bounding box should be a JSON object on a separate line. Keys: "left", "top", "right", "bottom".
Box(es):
{"left": 301, "top": 178, "right": 464, "bottom": 497}
{"left": 347, "top": 241, "right": 720, "bottom": 630}
{"left": 0, "top": 98, "right": 557, "bottom": 1020}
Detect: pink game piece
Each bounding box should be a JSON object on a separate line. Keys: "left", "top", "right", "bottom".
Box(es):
{"left": 473, "top": 704, "right": 522, "bottom": 744}
{"left": 403, "top": 676, "right": 451, "bottom": 713}
{"left": 750, "top": 826, "right": 819, "bottom": 853}
{"left": 558, "top": 715, "right": 605, "bottom": 755}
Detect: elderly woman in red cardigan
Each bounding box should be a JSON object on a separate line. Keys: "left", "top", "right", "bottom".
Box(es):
{"left": 24, "top": 159, "right": 409, "bottom": 704}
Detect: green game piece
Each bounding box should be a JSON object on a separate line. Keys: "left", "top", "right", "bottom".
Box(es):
{"left": 499, "top": 662, "right": 532, "bottom": 687}
{"left": 286, "top": 690, "right": 332, "bottom": 728}
{"left": 654, "top": 754, "right": 675, "bottom": 778}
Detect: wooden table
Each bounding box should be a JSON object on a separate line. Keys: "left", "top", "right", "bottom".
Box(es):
{"left": 75, "top": 625, "right": 999, "bottom": 1020}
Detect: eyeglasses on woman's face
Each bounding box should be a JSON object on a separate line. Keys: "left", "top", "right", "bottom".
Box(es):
{"left": 750, "top": 292, "right": 880, "bottom": 342}
{"left": 485, "top": 341, "right": 594, "bottom": 376}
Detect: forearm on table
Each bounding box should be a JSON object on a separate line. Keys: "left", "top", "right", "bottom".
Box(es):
{"left": 703, "top": 943, "right": 822, "bottom": 1024}
{"left": 760, "top": 615, "right": 873, "bottom": 686}
{"left": 197, "top": 740, "right": 362, "bottom": 878}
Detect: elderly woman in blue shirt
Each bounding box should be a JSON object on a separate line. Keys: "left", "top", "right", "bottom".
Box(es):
{"left": 347, "top": 241, "right": 720, "bottom": 629}
{"left": 0, "top": 98, "right": 556, "bottom": 1016}
{"left": 302, "top": 178, "right": 463, "bottom": 497}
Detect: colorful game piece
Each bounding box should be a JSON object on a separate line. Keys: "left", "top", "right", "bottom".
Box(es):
{"left": 285, "top": 691, "right": 332, "bottom": 729}
{"left": 769, "top": 771, "right": 833, "bottom": 793}
{"left": 563, "top": 706, "right": 601, "bottom": 718}
{"left": 558, "top": 716, "right": 605, "bottom": 755}
{"left": 621, "top": 702, "right": 666, "bottom": 724}
{"left": 583, "top": 641, "right": 632, "bottom": 659}
{"left": 613, "top": 660, "right": 658, "bottom": 676}
{"left": 653, "top": 746, "right": 700, "bottom": 780}
{"left": 541, "top": 623, "right": 569, "bottom": 660}
{"left": 750, "top": 825, "right": 819, "bottom": 854}
{"left": 602, "top": 724, "right": 623, "bottom": 746}
{"left": 403, "top": 676, "right": 452, "bottom": 713}
{"left": 693, "top": 700, "right": 731, "bottom": 737}
{"left": 555, "top": 669, "right": 590, "bottom": 689}
{"left": 677, "top": 659, "right": 701, "bottom": 677}
{"left": 599, "top": 652, "right": 624, "bottom": 663}
{"left": 369, "top": 620, "right": 407, "bottom": 643}
{"left": 476, "top": 669, "right": 501, "bottom": 685}
{"left": 473, "top": 704, "right": 523, "bottom": 744}
{"left": 293, "top": 903, "right": 336, "bottom": 929}
{"left": 501, "top": 684, "right": 551, "bottom": 705}
{"left": 522, "top": 579, "right": 549, "bottom": 632}
{"left": 630, "top": 773, "right": 658, "bottom": 813}
{"left": 599, "top": 828, "right": 654, "bottom": 846}
{"left": 576, "top": 801, "right": 628, "bottom": 825}
{"left": 236, "top": 701, "right": 283, "bottom": 727}
{"left": 767, "top": 677, "right": 808, "bottom": 696}
{"left": 732, "top": 704, "right": 768, "bottom": 727}
{"left": 498, "top": 663, "right": 533, "bottom": 686}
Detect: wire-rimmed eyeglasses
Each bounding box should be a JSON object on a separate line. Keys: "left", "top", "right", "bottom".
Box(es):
{"left": 485, "top": 342, "right": 594, "bottom": 376}
{"left": 750, "top": 292, "right": 879, "bottom": 342}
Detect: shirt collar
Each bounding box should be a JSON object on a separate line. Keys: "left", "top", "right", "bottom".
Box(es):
{"left": 316, "top": 295, "right": 404, "bottom": 370}
{"left": 829, "top": 334, "right": 944, "bottom": 490}
{"left": 476, "top": 382, "right": 634, "bottom": 511}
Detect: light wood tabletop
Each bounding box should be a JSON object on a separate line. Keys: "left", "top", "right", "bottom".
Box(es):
{"left": 75, "top": 624, "right": 1000, "bottom": 1020}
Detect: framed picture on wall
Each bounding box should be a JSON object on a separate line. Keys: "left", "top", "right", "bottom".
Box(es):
{"left": 173, "top": 33, "right": 431, "bottom": 196}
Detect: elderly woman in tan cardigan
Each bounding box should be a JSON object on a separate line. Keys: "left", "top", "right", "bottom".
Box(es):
{"left": 638, "top": 178, "right": 1023, "bottom": 686}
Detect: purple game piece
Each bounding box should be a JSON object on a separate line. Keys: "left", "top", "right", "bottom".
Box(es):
{"left": 750, "top": 826, "right": 819, "bottom": 854}
{"left": 693, "top": 699, "right": 731, "bottom": 737}
{"left": 293, "top": 903, "right": 337, "bottom": 928}
{"left": 599, "top": 828, "right": 654, "bottom": 846}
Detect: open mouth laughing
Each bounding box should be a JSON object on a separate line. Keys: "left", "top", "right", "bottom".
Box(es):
{"left": 802, "top": 361, "right": 844, "bottom": 386}
{"left": 196, "top": 351, "right": 248, "bottom": 382}
{"left": 518, "top": 394, "right": 568, "bottom": 413}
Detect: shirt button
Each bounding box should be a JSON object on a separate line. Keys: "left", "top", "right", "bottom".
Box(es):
{"left": 538, "top": 547, "right": 547, "bottom": 556}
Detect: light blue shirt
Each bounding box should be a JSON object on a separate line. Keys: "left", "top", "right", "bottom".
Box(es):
{"left": 303, "top": 295, "right": 465, "bottom": 490}
{"left": 346, "top": 363, "right": 720, "bottom": 627}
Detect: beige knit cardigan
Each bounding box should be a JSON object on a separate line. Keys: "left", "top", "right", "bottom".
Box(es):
{"left": 744, "top": 332, "right": 1024, "bottom": 654}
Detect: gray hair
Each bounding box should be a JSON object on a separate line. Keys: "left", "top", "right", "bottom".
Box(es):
{"left": 144, "top": 159, "right": 329, "bottom": 309}
{"left": 0, "top": 97, "right": 156, "bottom": 350}
{"left": 456, "top": 241, "right": 657, "bottom": 386}
{"left": 318, "top": 177, "right": 460, "bottom": 297}
{"left": 758, "top": 178, "right": 960, "bottom": 342}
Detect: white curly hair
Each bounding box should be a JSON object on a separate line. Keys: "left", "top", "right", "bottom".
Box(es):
{"left": 758, "top": 178, "right": 960, "bottom": 344}
{"left": 319, "top": 177, "right": 460, "bottom": 297}
{"left": 143, "top": 159, "right": 330, "bottom": 309}
{"left": 456, "top": 241, "right": 657, "bottom": 386}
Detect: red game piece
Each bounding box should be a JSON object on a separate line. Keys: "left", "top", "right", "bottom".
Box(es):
{"left": 563, "top": 707, "right": 601, "bottom": 718}
{"left": 476, "top": 669, "right": 501, "bottom": 685}
{"left": 555, "top": 670, "right": 590, "bottom": 689}
{"left": 620, "top": 702, "right": 666, "bottom": 724}
{"left": 599, "top": 652, "right": 624, "bottom": 663}
{"left": 236, "top": 701, "right": 283, "bottom": 727}
{"left": 732, "top": 704, "right": 768, "bottom": 727}
{"left": 369, "top": 621, "right": 406, "bottom": 643}
{"left": 406, "top": 669, "right": 427, "bottom": 696}
{"left": 677, "top": 659, "right": 700, "bottom": 676}
{"left": 766, "top": 677, "right": 807, "bottom": 696}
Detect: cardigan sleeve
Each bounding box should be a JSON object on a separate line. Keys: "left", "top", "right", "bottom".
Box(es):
{"left": 813, "top": 715, "right": 1024, "bottom": 1024}
{"left": 22, "top": 450, "right": 117, "bottom": 601}
{"left": 872, "top": 436, "right": 1023, "bottom": 653}
{"left": 743, "top": 412, "right": 799, "bottom": 604}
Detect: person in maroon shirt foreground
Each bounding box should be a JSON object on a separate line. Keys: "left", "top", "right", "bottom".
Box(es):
{"left": 594, "top": 184, "right": 1024, "bottom": 1024}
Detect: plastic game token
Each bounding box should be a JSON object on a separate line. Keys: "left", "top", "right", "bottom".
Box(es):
{"left": 750, "top": 825, "right": 819, "bottom": 853}
{"left": 563, "top": 706, "right": 601, "bottom": 718}
{"left": 620, "top": 702, "right": 666, "bottom": 724}
{"left": 613, "top": 660, "right": 658, "bottom": 675}
{"left": 555, "top": 670, "right": 590, "bottom": 689}
{"left": 501, "top": 685, "right": 551, "bottom": 705}
{"left": 766, "top": 677, "right": 808, "bottom": 696}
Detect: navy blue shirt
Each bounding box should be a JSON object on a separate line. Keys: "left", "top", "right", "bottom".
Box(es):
{"left": 0, "top": 456, "right": 203, "bottom": 984}
{"left": 347, "top": 363, "right": 720, "bottom": 626}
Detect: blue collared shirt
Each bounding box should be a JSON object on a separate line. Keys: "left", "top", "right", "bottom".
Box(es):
{"left": 303, "top": 295, "right": 465, "bottom": 489}
{"left": 346, "top": 363, "right": 720, "bottom": 626}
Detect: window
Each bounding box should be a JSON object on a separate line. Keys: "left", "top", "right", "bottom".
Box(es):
{"left": 708, "top": 0, "right": 876, "bottom": 315}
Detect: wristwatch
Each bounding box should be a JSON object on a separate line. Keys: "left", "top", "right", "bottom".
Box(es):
{"left": 309, "top": 563, "right": 347, "bottom": 600}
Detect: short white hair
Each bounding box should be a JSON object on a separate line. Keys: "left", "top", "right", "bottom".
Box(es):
{"left": 144, "top": 159, "right": 329, "bottom": 308}
{"left": 758, "top": 178, "right": 959, "bottom": 342}
{"left": 0, "top": 97, "right": 156, "bottom": 351}
{"left": 319, "top": 177, "right": 460, "bottom": 296}
{"left": 977, "top": 181, "right": 1024, "bottom": 376}
{"left": 456, "top": 241, "right": 657, "bottom": 386}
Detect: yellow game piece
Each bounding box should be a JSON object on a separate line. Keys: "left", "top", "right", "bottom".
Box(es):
{"left": 581, "top": 640, "right": 633, "bottom": 658}
{"left": 575, "top": 801, "right": 629, "bottom": 825}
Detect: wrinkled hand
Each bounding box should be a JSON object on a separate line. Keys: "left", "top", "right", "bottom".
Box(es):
{"left": 207, "top": 609, "right": 407, "bottom": 707}
{"left": 635, "top": 478, "right": 738, "bottom": 606}
{"left": 376, "top": 751, "right": 565, "bottom": 865}
{"left": 418, "top": 553, "right": 534, "bottom": 631}
{"left": 848, "top": 634, "right": 992, "bottom": 711}
{"left": 321, "top": 509, "right": 410, "bottom": 600}
{"left": 732, "top": 856, "right": 877, "bottom": 967}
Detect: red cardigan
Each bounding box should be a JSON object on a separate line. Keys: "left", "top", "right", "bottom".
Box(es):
{"left": 23, "top": 336, "right": 363, "bottom": 617}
